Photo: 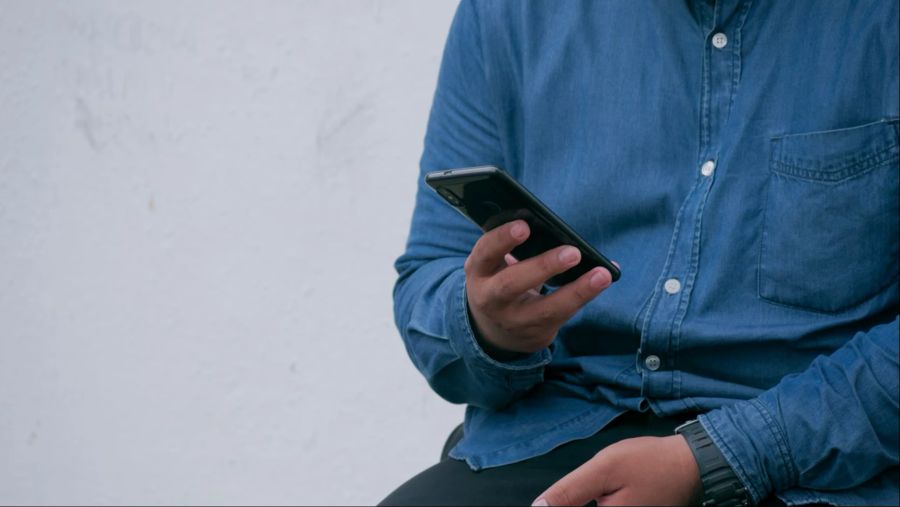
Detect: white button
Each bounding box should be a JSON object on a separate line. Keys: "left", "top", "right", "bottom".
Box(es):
{"left": 712, "top": 32, "right": 728, "bottom": 49}
{"left": 645, "top": 355, "right": 661, "bottom": 371}
{"left": 701, "top": 160, "right": 716, "bottom": 177}
{"left": 664, "top": 278, "right": 682, "bottom": 294}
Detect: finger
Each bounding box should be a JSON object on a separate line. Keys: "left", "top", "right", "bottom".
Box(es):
{"left": 523, "top": 267, "right": 612, "bottom": 327}
{"left": 465, "top": 220, "right": 530, "bottom": 277}
{"left": 595, "top": 491, "right": 629, "bottom": 506}
{"left": 485, "top": 245, "right": 581, "bottom": 303}
{"left": 505, "top": 255, "right": 545, "bottom": 292}
{"left": 532, "top": 458, "right": 611, "bottom": 507}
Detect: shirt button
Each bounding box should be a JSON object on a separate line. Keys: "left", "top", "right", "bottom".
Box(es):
{"left": 664, "top": 278, "right": 682, "bottom": 294}
{"left": 701, "top": 160, "right": 716, "bottom": 177}
{"left": 712, "top": 32, "right": 728, "bottom": 49}
{"left": 645, "top": 355, "right": 661, "bottom": 371}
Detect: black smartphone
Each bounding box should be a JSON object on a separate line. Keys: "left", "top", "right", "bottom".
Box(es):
{"left": 425, "top": 165, "right": 620, "bottom": 286}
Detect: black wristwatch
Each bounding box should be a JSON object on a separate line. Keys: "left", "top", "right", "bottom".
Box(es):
{"left": 675, "top": 419, "right": 751, "bottom": 507}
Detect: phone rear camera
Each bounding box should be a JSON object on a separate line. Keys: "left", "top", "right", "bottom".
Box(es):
{"left": 479, "top": 201, "right": 502, "bottom": 216}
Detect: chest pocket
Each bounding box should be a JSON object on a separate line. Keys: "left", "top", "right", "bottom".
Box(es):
{"left": 759, "top": 119, "right": 899, "bottom": 313}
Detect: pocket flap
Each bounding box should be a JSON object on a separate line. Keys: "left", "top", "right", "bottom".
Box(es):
{"left": 771, "top": 119, "right": 899, "bottom": 182}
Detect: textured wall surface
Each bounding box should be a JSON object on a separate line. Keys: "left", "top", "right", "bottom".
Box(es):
{"left": 0, "top": 1, "right": 463, "bottom": 504}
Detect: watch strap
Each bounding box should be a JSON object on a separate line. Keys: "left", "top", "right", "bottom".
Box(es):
{"left": 676, "top": 419, "right": 751, "bottom": 507}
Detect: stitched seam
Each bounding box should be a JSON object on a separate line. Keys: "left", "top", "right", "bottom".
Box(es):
{"left": 670, "top": 172, "right": 715, "bottom": 386}
{"left": 757, "top": 277, "right": 899, "bottom": 315}
{"left": 771, "top": 148, "right": 898, "bottom": 182}
{"left": 700, "top": 416, "right": 764, "bottom": 503}
{"left": 770, "top": 118, "right": 899, "bottom": 142}
{"left": 757, "top": 168, "right": 772, "bottom": 316}
{"left": 750, "top": 398, "right": 800, "bottom": 490}
{"left": 631, "top": 291, "right": 655, "bottom": 336}
{"left": 725, "top": 0, "right": 752, "bottom": 131}
{"left": 638, "top": 174, "right": 701, "bottom": 370}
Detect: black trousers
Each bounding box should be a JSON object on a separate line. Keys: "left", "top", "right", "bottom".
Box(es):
{"left": 380, "top": 410, "right": 790, "bottom": 506}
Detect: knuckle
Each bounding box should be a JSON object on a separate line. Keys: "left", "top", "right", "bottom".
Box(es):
{"left": 556, "top": 488, "right": 575, "bottom": 507}
{"left": 539, "top": 251, "right": 559, "bottom": 274}
{"left": 506, "top": 309, "right": 533, "bottom": 330}
{"left": 486, "top": 277, "right": 512, "bottom": 302}
{"left": 468, "top": 287, "right": 488, "bottom": 310}
{"left": 485, "top": 225, "right": 505, "bottom": 244}
{"left": 534, "top": 305, "right": 557, "bottom": 324}
{"left": 573, "top": 283, "right": 592, "bottom": 302}
{"left": 495, "top": 275, "right": 515, "bottom": 296}
{"left": 463, "top": 254, "right": 474, "bottom": 275}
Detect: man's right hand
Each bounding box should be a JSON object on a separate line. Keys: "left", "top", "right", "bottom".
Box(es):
{"left": 464, "top": 219, "right": 613, "bottom": 357}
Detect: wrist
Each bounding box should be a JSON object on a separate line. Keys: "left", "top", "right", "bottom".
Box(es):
{"left": 475, "top": 331, "right": 532, "bottom": 362}
{"left": 665, "top": 435, "right": 703, "bottom": 504}
{"left": 467, "top": 304, "right": 529, "bottom": 361}
{"left": 464, "top": 295, "right": 535, "bottom": 362}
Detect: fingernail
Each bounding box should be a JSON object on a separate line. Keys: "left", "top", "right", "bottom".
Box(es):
{"left": 590, "top": 269, "right": 612, "bottom": 289}
{"left": 532, "top": 499, "right": 548, "bottom": 507}
{"left": 511, "top": 222, "right": 528, "bottom": 239}
{"left": 558, "top": 246, "right": 580, "bottom": 265}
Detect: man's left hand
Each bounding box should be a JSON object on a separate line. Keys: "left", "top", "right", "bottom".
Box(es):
{"left": 532, "top": 435, "right": 702, "bottom": 506}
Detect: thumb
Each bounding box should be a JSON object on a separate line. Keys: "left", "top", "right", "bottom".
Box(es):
{"left": 532, "top": 461, "right": 608, "bottom": 506}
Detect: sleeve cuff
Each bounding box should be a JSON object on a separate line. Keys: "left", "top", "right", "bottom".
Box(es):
{"left": 699, "top": 398, "right": 800, "bottom": 504}
{"left": 447, "top": 273, "right": 551, "bottom": 389}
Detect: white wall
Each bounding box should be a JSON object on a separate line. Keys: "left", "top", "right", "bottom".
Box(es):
{"left": 0, "top": 1, "right": 464, "bottom": 504}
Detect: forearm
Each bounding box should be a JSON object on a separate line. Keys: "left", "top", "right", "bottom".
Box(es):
{"left": 698, "top": 316, "right": 899, "bottom": 503}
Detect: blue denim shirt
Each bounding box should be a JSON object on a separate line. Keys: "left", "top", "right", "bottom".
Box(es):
{"left": 393, "top": 1, "right": 899, "bottom": 505}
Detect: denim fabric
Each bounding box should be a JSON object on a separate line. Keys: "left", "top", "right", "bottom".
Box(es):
{"left": 393, "top": 1, "right": 899, "bottom": 505}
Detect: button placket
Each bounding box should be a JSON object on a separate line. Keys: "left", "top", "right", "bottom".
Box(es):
{"left": 637, "top": 1, "right": 751, "bottom": 404}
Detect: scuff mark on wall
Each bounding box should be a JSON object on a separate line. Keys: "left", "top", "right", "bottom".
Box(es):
{"left": 74, "top": 96, "right": 102, "bottom": 152}
{"left": 316, "top": 98, "right": 374, "bottom": 151}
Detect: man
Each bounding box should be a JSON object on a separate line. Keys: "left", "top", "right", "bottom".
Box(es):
{"left": 382, "top": 1, "right": 898, "bottom": 505}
